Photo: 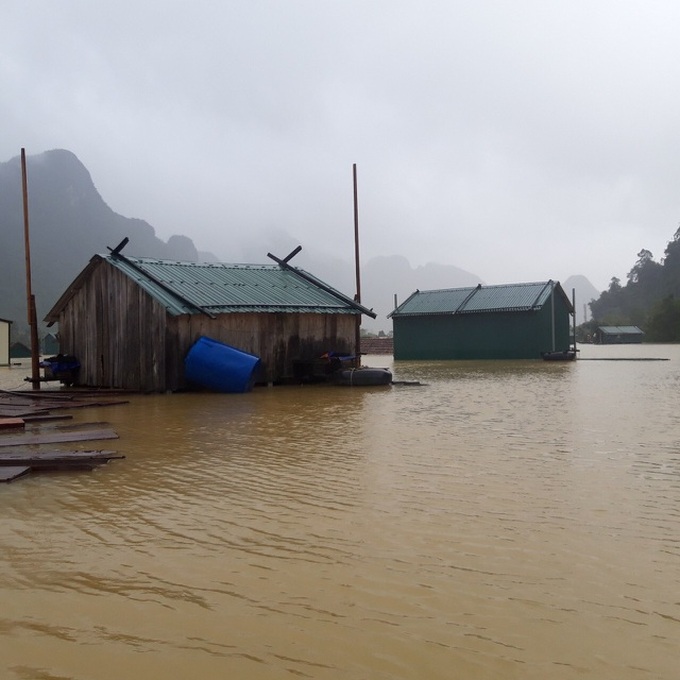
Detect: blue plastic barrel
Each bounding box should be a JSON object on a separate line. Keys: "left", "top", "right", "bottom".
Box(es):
{"left": 184, "top": 336, "right": 261, "bottom": 393}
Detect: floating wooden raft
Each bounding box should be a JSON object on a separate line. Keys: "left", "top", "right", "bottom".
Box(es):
{"left": 0, "top": 394, "right": 126, "bottom": 482}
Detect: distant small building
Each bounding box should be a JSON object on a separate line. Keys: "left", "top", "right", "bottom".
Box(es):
{"left": 44, "top": 251, "right": 375, "bottom": 391}
{"left": 594, "top": 326, "right": 644, "bottom": 344}
{"left": 42, "top": 332, "right": 60, "bottom": 355}
{"left": 9, "top": 341, "right": 31, "bottom": 359}
{"left": 0, "top": 318, "right": 11, "bottom": 366}
{"left": 389, "top": 281, "right": 573, "bottom": 360}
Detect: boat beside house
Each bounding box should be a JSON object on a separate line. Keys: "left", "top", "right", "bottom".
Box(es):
{"left": 44, "top": 245, "right": 376, "bottom": 392}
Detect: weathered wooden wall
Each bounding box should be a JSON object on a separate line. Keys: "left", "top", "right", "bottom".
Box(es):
{"left": 55, "top": 261, "right": 168, "bottom": 391}
{"left": 55, "top": 260, "right": 358, "bottom": 391}
{"left": 166, "top": 311, "right": 357, "bottom": 389}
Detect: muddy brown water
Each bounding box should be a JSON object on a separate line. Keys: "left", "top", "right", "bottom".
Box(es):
{"left": 1, "top": 345, "right": 679, "bottom": 679}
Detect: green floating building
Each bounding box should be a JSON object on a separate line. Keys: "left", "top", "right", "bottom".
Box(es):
{"left": 388, "top": 281, "right": 574, "bottom": 360}
{"left": 593, "top": 326, "right": 644, "bottom": 344}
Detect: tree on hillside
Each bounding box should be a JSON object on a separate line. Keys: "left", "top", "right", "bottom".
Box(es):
{"left": 588, "top": 225, "right": 680, "bottom": 337}
{"left": 660, "top": 227, "right": 680, "bottom": 297}
{"left": 589, "top": 276, "right": 629, "bottom": 324}
{"left": 645, "top": 295, "right": 680, "bottom": 342}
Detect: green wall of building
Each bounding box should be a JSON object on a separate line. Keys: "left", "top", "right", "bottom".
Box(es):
{"left": 393, "top": 298, "right": 571, "bottom": 360}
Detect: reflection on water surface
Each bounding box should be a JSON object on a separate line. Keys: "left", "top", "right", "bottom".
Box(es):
{"left": 1, "top": 345, "right": 680, "bottom": 679}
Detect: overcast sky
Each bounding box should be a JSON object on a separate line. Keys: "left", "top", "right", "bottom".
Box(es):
{"left": 3, "top": 1, "right": 680, "bottom": 292}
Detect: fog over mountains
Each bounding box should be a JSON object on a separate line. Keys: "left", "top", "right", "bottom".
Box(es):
{"left": 0, "top": 150, "right": 599, "bottom": 338}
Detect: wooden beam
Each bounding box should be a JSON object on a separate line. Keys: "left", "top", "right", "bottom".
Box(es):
{"left": 0, "top": 428, "right": 119, "bottom": 447}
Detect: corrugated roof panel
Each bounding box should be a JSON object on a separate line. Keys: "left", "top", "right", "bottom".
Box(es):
{"left": 461, "top": 282, "right": 551, "bottom": 312}
{"left": 395, "top": 288, "right": 473, "bottom": 315}
{"left": 598, "top": 326, "right": 644, "bottom": 334}
{"left": 391, "top": 282, "right": 556, "bottom": 317}
{"left": 104, "top": 255, "right": 365, "bottom": 316}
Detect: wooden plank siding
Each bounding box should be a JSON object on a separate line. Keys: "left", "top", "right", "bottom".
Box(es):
{"left": 166, "top": 311, "right": 356, "bottom": 388}
{"left": 55, "top": 261, "right": 169, "bottom": 391}
{"left": 53, "top": 259, "right": 358, "bottom": 391}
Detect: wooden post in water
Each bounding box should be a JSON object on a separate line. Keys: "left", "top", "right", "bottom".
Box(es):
{"left": 21, "top": 148, "right": 41, "bottom": 390}
{"left": 550, "top": 280, "right": 555, "bottom": 352}
{"left": 572, "top": 288, "right": 577, "bottom": 351}
{"left": 353, "top": 163, "right": 361, "bottom": 368}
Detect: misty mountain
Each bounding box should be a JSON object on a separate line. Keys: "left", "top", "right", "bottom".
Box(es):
{"left": 0, "top": 149, "right": 600, "bottom": 339}
{"left": 360, "top": 256, "right": 483, "bottom": 332}
{"left": 563, "top": 275, "right": 601, "bottom": 325}
{"left": 0, "top": 149, "right": 204, "bottom": 335}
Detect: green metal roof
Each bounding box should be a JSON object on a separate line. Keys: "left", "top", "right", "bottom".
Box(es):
{"left": 598, "top": 326, "right": 644, "bottom": 335}
{"left": 106, "top": 254, "right": 375, "bottom": 317}
{"left": 389, "top": 281, "right": 572, "bottom": 317}
{"left": 45, "top": 254, "right": 376, "bottom": 321}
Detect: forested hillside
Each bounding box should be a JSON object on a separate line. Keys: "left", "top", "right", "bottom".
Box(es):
{"left": 587, "top": 227, "right": 680, "bottom": 341}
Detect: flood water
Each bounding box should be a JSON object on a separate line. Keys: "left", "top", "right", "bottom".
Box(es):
{"left": 2, "top": 344, "right": 680, "bottom": 680}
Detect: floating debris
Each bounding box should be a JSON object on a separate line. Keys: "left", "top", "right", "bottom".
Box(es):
{"left": 0, "top": 389, "right": 126, "bottom": 483}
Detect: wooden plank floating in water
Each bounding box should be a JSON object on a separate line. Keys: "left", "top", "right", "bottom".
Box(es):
{"left": 0, "top": 405, "right": 52, "bottom": 418}
{"left": 0, "top": 418, "right": 25, "bottom": 430}
{"left": 0, "top": 466, "right": 31, "bottom": 482}
{"left": 0, "top": 391, "right": 126, "bottom": 482}
{"left": 19, "top": 414, "right": 74, "bottom": 424}
{"left": 578, "top": 357, "right": 669, "bottom": 361}
{"left": 0, "top": 390, "right": 130, "bottom": 420}
{"left": 0, "top": 449, "right": 124, "bottom": 468}
{"left": 0, "top": 428, "right": 119, "bottom": 448}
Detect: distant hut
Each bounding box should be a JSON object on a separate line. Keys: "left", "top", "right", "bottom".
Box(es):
{"left": 44, "top": 250, "right": 375, "bottom": 391}
{"left": 594, "top": 326, "right": 644, "bottom": 344}
{"left": 9, "top": 341, "right": 31, "bottom": 360}
{"left": 0, "top": 318, "right": 11, "bottom": 366}
{"left": 42, "top": 332, "right": 60, "bottom": 355}
{"left": 389, "top": 281, "right": 573, "bottom": 360}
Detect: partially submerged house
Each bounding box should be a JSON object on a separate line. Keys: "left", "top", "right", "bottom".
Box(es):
{"left": 44, "top": 250, "right": 375, "bottom": 391}
{"left": 389, "top": 281, "right": 573, "bottom": 360}
{"left": 593, "top": 326, "right": 644, "bottom": 344}
{"left": 9, "top": 341, "right": 31, "bottom": 360}
{"left": 42, "top": 332, "right": 60, "bottom": 355}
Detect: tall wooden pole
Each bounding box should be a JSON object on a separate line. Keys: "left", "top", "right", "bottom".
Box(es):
{"left": 353, "top": 164, "right": 361, "bottom": 367}
{"left": 550, "top": 280, "right": 555, "bottom": 352}
{"left": 21, "top": 148, "right": 41, "bottom": 389}
{"left": 572, "top": 288, "right": 577, "bottom": 351}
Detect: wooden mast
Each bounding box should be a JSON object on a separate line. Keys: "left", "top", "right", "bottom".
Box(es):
{"left": 353, "top": 163, "right": 361, "bottom": 367}
{"left": 21, "top": 148, "right": 41, "bottom": 390}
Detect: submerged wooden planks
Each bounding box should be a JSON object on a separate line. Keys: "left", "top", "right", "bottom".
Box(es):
{"left": 0, "top": 466, "right": 31, "bottom": 483}
{"left": 0, "top": 389, "right": 126, "bottom": 483}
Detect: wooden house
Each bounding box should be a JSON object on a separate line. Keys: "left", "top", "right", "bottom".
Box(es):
{"left": 9, "top": 341, "right": 31, "bottom": 360}
{"left": 44, "top": 250, "right": 375, "bottom": 391}
{"left": 388, "top": 281, "right": 573, "bottom": 360}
